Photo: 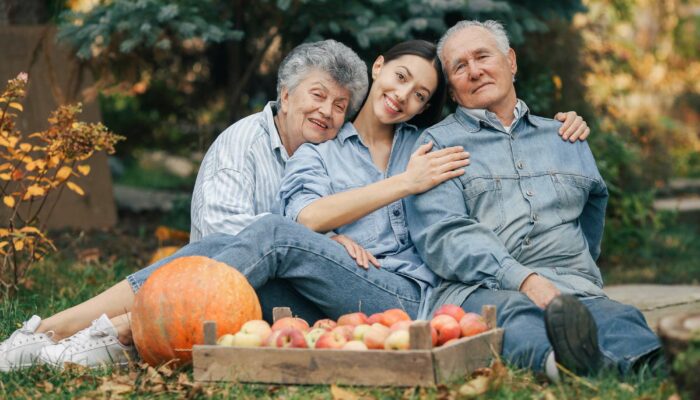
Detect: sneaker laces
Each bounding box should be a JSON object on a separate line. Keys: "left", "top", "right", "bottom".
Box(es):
{"left": 59, "top": 317, "right": 114, "bottom": 351}
{"left": 0, "top": 316, "right": 45, "bottom": 350}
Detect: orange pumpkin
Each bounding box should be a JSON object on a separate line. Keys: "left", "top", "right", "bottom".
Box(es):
{"left": 131, "top": 256, "right": 261, "bottom": 366}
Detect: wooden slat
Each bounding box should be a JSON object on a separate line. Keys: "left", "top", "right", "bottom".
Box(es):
{"left": 273, "top": 307, "right": 292, "bottom": 322}
{"left": 482, "top": 305, "right": 497, "bottom": 329}
{"left": 193, "top": 346, "right": 436, "bottom": 386}
{"left": 431, "top": 328, "right": 504, "bottom": 384}
{"left": 203, "top": 321, "right": 217, "bottom": 345}
{"left": 409, "top": 321, "right": 433, "bottom": 350}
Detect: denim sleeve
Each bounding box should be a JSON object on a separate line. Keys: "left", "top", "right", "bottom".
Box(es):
{"left": 579, "top": 143, "right": 609, "bottom": 261}
{"left": 278, "top": 143, "right": 333, "bottom": 222}
{"left": 405, "top": 132, "right": 535, "bottom": 291}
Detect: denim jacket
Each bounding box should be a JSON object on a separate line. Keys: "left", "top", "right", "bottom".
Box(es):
{"left": 406, "top": 103, "right": 609, "bottom": 301}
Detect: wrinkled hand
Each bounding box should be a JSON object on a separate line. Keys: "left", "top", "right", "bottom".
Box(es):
{"left": 554, "top": 111, "right": 590, "bottom": 142}
{"left": 331, "top": 234, "right": 380, "bottom": 270}
{"left": 519, "top": 274, "right": 561, "bottom": 309}
{"left": 403, "top": 141, "right": 470, "bottom": 194}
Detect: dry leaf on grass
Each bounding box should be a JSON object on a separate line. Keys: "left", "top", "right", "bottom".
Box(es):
{"left": 97, "top": 381, "right": 133, "bottom": 396}
{"left": 330, "top": 384, "right": 360, "bottom": 400}
{"left": 458, "top": 376, "right": 490, "bottom": 398}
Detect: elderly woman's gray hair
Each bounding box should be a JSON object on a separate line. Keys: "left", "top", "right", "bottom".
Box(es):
{"left": 436, "top": 20, "right": 511, "bottom": 67}
{"left": 276, "top": 40, "right": 368, "bottom": 118}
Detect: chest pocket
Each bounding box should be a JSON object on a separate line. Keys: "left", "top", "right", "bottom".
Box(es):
{"left": 462, "top": 177, "right": 506, "bottom": 233}
{"left": 551, "top": 174, "right": 594, "bottom": 223}
{"left": 331, "top": 183, "right": 379, "bottom": 248}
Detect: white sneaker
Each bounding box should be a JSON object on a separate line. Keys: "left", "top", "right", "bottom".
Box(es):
{"left": 0, "top": 315, "right": 56, "bottom": 371}
{"left": 38, "top": 314, "right": 137, "bottom": 369}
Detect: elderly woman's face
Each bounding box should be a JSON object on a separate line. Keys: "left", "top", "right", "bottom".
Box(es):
{"left": 279, "top": 71, "right": 351, "bottom": 147}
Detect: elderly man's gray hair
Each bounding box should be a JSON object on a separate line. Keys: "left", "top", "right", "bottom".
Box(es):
{"left": 276, "top": 40, "right": 368, "bottom": 118}
{"left": 436, "top": 20, "right": 511, "bottom": 67}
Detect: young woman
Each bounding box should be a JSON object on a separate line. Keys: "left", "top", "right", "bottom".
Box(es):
{"left": 0, "top": 40, "right": 589, "bottom": 370}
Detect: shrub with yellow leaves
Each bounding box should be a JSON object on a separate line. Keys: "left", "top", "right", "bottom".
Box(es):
{"left": 0, "top": 72, "right": 124, "bottom": 297}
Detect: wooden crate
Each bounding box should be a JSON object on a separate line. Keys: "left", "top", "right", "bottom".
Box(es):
{"left": 192, "top": 305, "right": 503, "bottom": 387}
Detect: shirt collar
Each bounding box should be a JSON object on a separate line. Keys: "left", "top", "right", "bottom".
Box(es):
{"left": 337, "top": 121, "right": 418, "bottom": 144}
{"left": 455, "top": 99, "right": 539, "bottom": 132}
{"left": 262, "top": 101, "right": 290, "bottom": 160}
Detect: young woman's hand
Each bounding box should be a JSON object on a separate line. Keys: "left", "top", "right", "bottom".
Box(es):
{"left": 331, "top": 234, "right": 381, "bottom": 270}
{"left": 402, "top": 141, "right": 470, "bottom": 195}
{"left": 554, "top": 111, "right": 591, "bottom": 142}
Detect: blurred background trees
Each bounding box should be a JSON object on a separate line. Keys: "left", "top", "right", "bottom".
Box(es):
{"left": 3, "top": 0, "right": 697, "bottom": 276}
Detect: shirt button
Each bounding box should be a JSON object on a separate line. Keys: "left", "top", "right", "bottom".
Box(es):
{"left": 524, "top": 237, "right": 531, "bottom": 245}
{"left": 393, "top": 209, "right": 400, "bottom": 217}
{"left": 399, "top": 238, "right": 406, "bottom": 245}
{"left": 526, "top": 190, "right": 534, "bottom": 197}
{"left": 516, "top": 161, "right": 524, "bottom": 169}
{"left": 532, "top": 213, "right": 539, "bottom": 222}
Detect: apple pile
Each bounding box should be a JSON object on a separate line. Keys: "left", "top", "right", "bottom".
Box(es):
{"left": 216, "top": 305, "right": 489, "bottom": 350}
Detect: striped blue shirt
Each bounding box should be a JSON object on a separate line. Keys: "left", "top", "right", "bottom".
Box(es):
{"left": 190, "top": 102, "right": 289, "bottom": 242}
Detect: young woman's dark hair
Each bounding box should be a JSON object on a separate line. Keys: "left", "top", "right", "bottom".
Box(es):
{"left": 379, "top": 39, "right": 447, "bottom": 128}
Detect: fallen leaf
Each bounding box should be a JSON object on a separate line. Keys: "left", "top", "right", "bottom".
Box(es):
{"left": 458, "top": 375, "right": 490, "bottom": 398}
{"left": 77, "top": 247, "right": 100, "bottom": 264}
{"left": 19, "top": 143, "right": 31, "bottom": 152}
{"left": 97, "top": 381, "right": 133, "bottom": 395}
{"left": 331, "top": 384, "right": 360, "bottom": 400}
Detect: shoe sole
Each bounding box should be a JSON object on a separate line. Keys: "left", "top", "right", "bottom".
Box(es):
{"left": 544, "top": 294, "right": 602, "bottom": 375}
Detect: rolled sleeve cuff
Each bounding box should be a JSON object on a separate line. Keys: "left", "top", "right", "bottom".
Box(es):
{"left": 284, "top": 194, "right": 320, "bottom": 222}
{"left": 497, "top": 260, "right": 535, "bottom": 291}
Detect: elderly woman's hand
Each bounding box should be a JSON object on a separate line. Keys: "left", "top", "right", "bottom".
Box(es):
{"left": 331, "top": 234, "right": 381, "bottom": 270}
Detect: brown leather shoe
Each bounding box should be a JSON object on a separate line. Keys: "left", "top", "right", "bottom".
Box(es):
{"left": 544, "top": 295, "right": 602, "bottom": 375}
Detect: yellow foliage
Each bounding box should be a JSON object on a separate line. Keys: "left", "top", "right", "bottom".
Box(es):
{"left": 3, "top": 196, "right": 15, "bottom": 208}
{"left": 66, "top": 181, "right": 85, "bottom": 196}
{"left": 8, "top": 102, "right": 23, "bottom": 112}
{"left": 56, "top": 166, "right": 72, "bottom": 180}
{"left": 77, "top": 164, "right": 91, "bottom": 176}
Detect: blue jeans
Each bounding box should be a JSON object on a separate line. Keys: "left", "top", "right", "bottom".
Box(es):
{"left": 127, "top": 215, "right": 422, "bottom": 321}
{"left": 461, "top": 288, "right": 661, "bottom": 374}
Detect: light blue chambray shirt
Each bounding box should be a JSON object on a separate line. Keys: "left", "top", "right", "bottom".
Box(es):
{"left": 190, "top": 102, "right": 288, "bottom": 242}
{"left": 406, "top": 101, "right": 609, "bottom": 313}
{"left": 279, "top": 122, "right": 441, "bottom": 319}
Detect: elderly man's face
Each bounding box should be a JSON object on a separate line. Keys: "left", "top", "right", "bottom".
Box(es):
{"left": 442, "top": 27, "right": 517, "bottom": 112}
{"left": 278, "top": 70, "right": 350, "bottom": 153}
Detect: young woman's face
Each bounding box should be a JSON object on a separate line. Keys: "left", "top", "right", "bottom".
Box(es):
{"left": 368, "top": 54, "right": 438, "bottom": 125}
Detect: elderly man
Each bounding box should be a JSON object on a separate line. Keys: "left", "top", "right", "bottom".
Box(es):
{"left": 406, "top": 20, "right": 661, "bottom": 379}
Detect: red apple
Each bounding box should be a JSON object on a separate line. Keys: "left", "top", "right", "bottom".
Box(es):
{"left": 433, "top": 304, "right": 466, "bottom": 322}
{"left": 367, "top": 313, "right": 384, "bottom": 325}
{"left": 443, "top": 338, "right": 460, "bottom": 347}
{"left": 331, "top": 325, "right": 355, "bottom": 341}
{"left": 342, "top": 340, "right": 368, "bottom": 350}
{"left": 337, "top": 312, "right": 369, "bottom": 327}
{"left": 239, "top": 320, "right": 272, "bottom": 343}
{"left": 353, "top": 324, "right": 372, "bottom": 341}
{"left": 459, "top": 313, "right": 489, "bottom": 337}
{"left": 384, "top": 330, "right": 410, "bottom": 350}
{"left": 305, "top": 328, "right": 327, "bottom": 348}
{"left": 271, "top": 317, "right": 310, "bottom": 332}
{"left": 264, "top": 330, "right": 283, "bottom": 347}
{"left": 389, "top": 320, "right": 412, "bottom": 332}
{"left": 312, "top": 318, "right": 337, "bottom": 330}
{"left": 315, "top": 330, "right": 348, "bottom": 349}
{"left": 381, "top": 308, "right": 411, "bottom": 327}
{"left": 431, "top": 325, "right": 438, "bottom": 346}
{"left": 274, "top": 328, "right": 307, "bottom": 348}
{"left": 430, "top": 315, "right": 461, "bottom": 346}
{"left": 363, "top": 323, "right": 391, "bottom": 349}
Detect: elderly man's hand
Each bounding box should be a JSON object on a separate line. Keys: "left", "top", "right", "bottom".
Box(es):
{"left": 519, "top": 274, "right": 561, "bottom": 309}
{"left": 554, "top": 111, "right": 590, "bottom": 142}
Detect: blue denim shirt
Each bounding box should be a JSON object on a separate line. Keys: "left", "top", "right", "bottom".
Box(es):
{"left": 406, "top": 103, "right": 609, "bottom": 304}
{"left": 279, "top": 122, "right": 441, "bottom": 318}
